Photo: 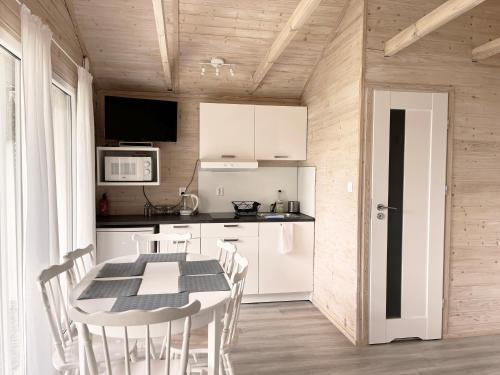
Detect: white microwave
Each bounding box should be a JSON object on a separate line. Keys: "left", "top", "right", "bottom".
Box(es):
{"left": 104, "top": 156, "right": 153, "bottom": 182}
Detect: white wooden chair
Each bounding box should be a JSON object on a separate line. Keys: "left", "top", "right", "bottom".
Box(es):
{"left": 69, "top": 300, "right": 202, "bottom": 375}
{"left": 132, "top": 232, "right": 192, "bottom": 254}
{"left": 216, "top": 240, "right": 237, "bottom": 277}
{"left": 38, "top": 259, "right": 129, "bottom": 374}
{"left": 63, "top": 244, "right": 95, "bottom": 287}
{"left": 181, "top": 254, "right": 249, "bottom": 375}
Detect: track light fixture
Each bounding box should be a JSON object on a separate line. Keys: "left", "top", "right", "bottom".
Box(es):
{"left": 200, "top": 57, "right": 235, "bottom": 77}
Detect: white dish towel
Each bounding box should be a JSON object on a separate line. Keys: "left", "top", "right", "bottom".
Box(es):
{"left": 278, "top": 223, "right": 295, "bottom": 255}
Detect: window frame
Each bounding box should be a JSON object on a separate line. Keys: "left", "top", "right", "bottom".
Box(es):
{"left": 52, "top": 73, "right": 77, "bottom": 252}
{"left": 0, "top": 25, "right": 24, "bottom": 375}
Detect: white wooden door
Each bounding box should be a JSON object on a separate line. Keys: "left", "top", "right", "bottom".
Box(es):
{"left": 199, "top": 103, "right": 255, "bottom": 160}
{"left": 201, "top": 237, "right": 259, "bottom": 295}
{"left": 258, "top": 222, "right": 314, "bottom": 294}
{"left": 254, "top": 105, "right": 307, "bottom": 160}
{"left": 369, "top": 90, "right": 448, "bottom": 344}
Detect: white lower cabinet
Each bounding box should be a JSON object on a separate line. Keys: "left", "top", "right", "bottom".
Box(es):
{"left": 200, "top": 221, "right": 314, "bottom": 298}
{"left": 96, "top": 227, "right": 155, "bottom": 263}
{"left": 201, "top": 237, "right": 259, "bottom": 295}
{"left": 258, "top": 222, "right": 314, "bottom": 294}
{"left": 159, "top": 224, "right": 201, "bottom": 253}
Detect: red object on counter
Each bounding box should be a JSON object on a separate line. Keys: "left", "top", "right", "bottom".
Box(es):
{"left": 99, "top": 193, "right": 109, "bottom": 216}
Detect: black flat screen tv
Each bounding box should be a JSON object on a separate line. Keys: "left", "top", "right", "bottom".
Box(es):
{"left": 105, "top": 96, "right": 177, "bottom": 142}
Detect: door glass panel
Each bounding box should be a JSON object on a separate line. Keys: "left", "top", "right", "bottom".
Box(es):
{"left": 386, "top": 109, "right": 405, "bottom": 319}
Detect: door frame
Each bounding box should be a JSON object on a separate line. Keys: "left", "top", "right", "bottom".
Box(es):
{"left": 358, "top": 82, "right": 455, "bottom": 345}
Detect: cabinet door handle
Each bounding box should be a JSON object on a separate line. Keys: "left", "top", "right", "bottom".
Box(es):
{"left": 223, "top": 224, "right": 239, "bottom": 228}
{"left": 223, "top": 239, "right": 239, "bottom": 242}
{"left": 274, "top": 155, "right": 289, "bottom": 159}
{"left": 173, "top": 225, "right": 189, "bottom": 228}
{"left": 173, "top": 240, "right": 186, "bottom": 244}
{"left": 221, "top": 155, "right": 236, "bottom": 158}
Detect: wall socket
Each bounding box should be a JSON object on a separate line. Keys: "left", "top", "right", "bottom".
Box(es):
{"left": 179, "top": 186, "right": 186, "bottom": 196}
{"left": 216, "top": 186, "right": 224, "bottom": 196}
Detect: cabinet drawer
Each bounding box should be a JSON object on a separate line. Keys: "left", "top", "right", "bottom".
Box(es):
{"left": 201, "top": 237, "right": 259, "bottom": 295}
{"left": 159, "top": 238, "right": 200, "bottom": 254}
{"left": 201, "top": 223, "right": 258, "bottom": 238}
{"left": 159, "top": 223, "right": 201, "bottom": 238}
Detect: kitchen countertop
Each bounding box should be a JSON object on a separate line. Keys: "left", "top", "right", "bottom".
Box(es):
{"left": 96, "top": 212, "right": 315, "bottom": 228}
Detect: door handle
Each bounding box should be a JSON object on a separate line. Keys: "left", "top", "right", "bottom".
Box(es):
{"left": 223, "top": 239, "right": 239, "bottom": 242}
{"left": 377, "top": 204, "right": 398, "bottom": 211}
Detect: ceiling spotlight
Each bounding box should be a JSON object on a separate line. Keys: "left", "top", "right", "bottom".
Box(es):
{"left": 199, "top": 57, "right": 236, "bottom": 77}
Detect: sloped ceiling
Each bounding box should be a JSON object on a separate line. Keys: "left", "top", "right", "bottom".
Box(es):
{"left": 72, "top": 0, "right": 348, "bottom": 98}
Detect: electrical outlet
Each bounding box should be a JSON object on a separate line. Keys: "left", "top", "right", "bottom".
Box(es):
{"left": 347, "top": 181, "right": 354, "bottom": 193}
{"left": 179, "top": 186, "right": 186, "bottom": 196}
{"left": 216, "top": 186, "right": 224, "bottom": 196}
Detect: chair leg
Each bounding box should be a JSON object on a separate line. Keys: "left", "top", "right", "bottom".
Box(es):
{"left": 224, "top": 353, "right": 234, "bottom": 375}
{"left": 219, "top": 354, "right": 225, "bottom": 374}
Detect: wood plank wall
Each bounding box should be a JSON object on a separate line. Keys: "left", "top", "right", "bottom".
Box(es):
{"left": 300, "top": 0, "right": 366, "bottom": 343}
{"left": 95, "top": 90, "right": 300, "bottom": 215}
{"left": 365, "top": 0, "right": 500, "bottom": 338}
{"left": 0, "top": 0, "right": 83, "bottom": 86}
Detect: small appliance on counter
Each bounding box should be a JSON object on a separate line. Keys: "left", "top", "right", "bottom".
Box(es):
{"left": 288, "top": 200, "right": 300, "bottom": 213}
{"left": 179, "top": 193, "right": 199, "bottom": 216}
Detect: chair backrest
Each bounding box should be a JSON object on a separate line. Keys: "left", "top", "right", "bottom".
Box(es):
{"left": 70, "top": 300, "right": 201, "bottom": 375}
{"left": 216, "top": 239, "right": 237, "bottom": 276}
{"left": 221, "top": 253, "right": 248, "bottom": 350}
{"left": 132, "top": 232, "right": 192, "bottom": 254}
{"left": 64, "top": 244, "right": 95, "bottom": 287}
{"left": 37, "top": 259, "right": 76, "bottom": 364}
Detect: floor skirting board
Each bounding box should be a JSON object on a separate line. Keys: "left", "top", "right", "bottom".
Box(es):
{"left": 242, "top": 292, "right": 312, "bottom": 304}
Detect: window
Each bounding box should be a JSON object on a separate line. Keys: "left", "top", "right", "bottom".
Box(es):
{"left": 52, "top": 80, "right": 76, "bottom": 258}
{"left": 0, "top": 44, "right": 23, "bottom": 375}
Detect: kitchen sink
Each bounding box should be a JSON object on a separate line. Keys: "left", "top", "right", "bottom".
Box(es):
{"left": 257, "top": 212, "right": 298, "bottom": 219}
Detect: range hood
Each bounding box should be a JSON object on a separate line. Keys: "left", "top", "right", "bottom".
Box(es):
{"left": 200, "top": 159, "right": 258, "bottom": 171}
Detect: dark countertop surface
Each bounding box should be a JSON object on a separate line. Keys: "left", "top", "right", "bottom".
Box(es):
{"left": 96, "top": 212, "right": 315, "bottom": 227}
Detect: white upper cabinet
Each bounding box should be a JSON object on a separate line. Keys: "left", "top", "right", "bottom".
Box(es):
{"left": 254, "top": 105, "right": 307, "bottom": 161}
{"left": 199, "top": 103, "right": 255, "bottom": 160}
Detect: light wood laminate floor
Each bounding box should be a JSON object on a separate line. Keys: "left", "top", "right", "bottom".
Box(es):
{"left": 231, "top": 302, "right": 500, "bottom": 374}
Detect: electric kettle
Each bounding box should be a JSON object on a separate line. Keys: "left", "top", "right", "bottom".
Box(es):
{"left": 179, "top": 193, "right": 199, "bottom": 216}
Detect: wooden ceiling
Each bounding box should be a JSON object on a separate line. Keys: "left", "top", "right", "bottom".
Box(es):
{"left": 72, "top": 0, "right": 348, "bottom": 98}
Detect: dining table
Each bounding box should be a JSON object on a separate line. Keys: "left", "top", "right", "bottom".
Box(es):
{"left": 69, "top": 252, "right": 231, "bottom": 375}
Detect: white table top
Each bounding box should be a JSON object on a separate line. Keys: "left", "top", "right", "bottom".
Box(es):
{"left": 69, "top": 253, "right": 230, "bottom": 337}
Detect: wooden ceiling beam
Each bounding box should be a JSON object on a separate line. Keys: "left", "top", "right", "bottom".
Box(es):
{"left": 152, "top": 0, "right": 174, "bottom": 91}
{"left": 251, "top": 0, "right": 323, "bottom": 93}
{"left": 384, "top": 0, "right": 488, "bottom": 57}
{"left": 472, "top": 37, "right": 500, "bottom": 61}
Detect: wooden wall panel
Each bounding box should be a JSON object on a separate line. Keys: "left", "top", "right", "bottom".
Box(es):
{"left": 365, "top": 0, "right": 500, "bottom": 338}
{"left": 0, "top": 0, "right": 83, "bottom": 86}
{"left": 95, "top": 90, "right": 300, "bottom": 215}
{"left": 300, "top": 0, "right": 365, "bottom": 343}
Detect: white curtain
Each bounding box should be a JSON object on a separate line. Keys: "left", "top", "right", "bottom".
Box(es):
{"left": 0, "top": 46, "right": 24, "bottom": 375}
{"left": 75, "top": 66, "right": 95, "bottom": 249}
{"left": 20, "top": 5, "right": 59, "bottom": 374}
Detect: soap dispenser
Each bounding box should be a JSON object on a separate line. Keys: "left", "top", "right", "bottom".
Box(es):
{"left": 275, "top": 189, "right": 285, "bottom": 213}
